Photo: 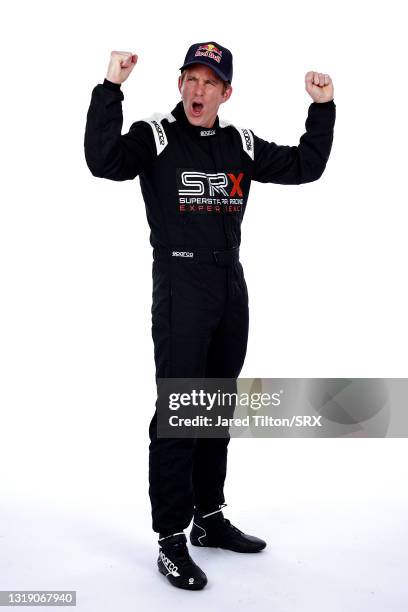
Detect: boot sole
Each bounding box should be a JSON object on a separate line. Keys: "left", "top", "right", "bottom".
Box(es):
{"left": 190, "top": 539, "right": 266, "bottom": 553}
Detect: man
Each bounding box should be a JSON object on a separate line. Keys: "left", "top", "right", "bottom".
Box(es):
{"left": 84, "top": 41, "right": 335, "bottom": 591}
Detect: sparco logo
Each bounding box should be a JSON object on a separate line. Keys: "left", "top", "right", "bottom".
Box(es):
{"left": 242, "top": 128, "right": 252, "bottom": 151}
{"left": 159, "top": 550, "right": 180, "bottom": 577}
{"left": 200, "top": 129, "right": 216, "bottom": 137}
{"left": 172, "top": 251, "right": 194, "bottom": 258}
{"left": 152, "top": 120, "right": 165, "bottom": 146}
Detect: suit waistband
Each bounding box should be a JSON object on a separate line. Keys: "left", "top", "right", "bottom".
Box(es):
{"left": 153, "top": 246, "right": 240, "bottom": 267}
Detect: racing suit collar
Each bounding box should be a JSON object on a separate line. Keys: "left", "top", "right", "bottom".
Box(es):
{"left": 171, "top": 101, "right": 219, "bottom": 137}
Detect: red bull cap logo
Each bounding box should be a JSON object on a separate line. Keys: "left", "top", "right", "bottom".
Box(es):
{"left": 195, "top": 43, "right": 222, "bottom": 64}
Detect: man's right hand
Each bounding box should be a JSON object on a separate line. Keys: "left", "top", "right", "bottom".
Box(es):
{"left": 106, "top": 51, "right": 138, "bottom": 85}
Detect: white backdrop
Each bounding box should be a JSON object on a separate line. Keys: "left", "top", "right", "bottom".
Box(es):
{"left": 1, "top": 0, "right": 407, "bottom": 610}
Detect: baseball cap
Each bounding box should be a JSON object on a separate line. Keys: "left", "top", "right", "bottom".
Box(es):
{"left": 179, "top": 41, "right": 233, "bottom": 83}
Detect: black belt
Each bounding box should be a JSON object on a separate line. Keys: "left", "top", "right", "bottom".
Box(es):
{"left": 153, "top": 246, "right": 240, "bottom": 266}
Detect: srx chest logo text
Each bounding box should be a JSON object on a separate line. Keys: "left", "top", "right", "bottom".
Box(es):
{"left": 177, "top": 170, "right": 245, "bottom": 214}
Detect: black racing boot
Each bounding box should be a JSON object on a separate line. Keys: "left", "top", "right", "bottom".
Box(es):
{"left": 190, "top": 504, "right": 267, "bottom": 553}
{"left": 157, "top": 532, "right": 208, "bottom": 590}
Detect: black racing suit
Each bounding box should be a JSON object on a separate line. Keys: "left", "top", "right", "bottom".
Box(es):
{"left": 84, "top": 78, "right": 336, "bottom": 535}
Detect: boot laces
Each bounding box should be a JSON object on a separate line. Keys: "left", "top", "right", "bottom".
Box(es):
{"left": 165, "top": 540, "right": 193, "bottom": 568}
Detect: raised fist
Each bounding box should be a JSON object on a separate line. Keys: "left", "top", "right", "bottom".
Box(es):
{"left": 305, "top": 71, "right": 334, "bottom": 103}
{"left": 106, "top": 51, "right": 138, "bottom": 85}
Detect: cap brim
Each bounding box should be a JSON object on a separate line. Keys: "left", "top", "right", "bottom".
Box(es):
{"left": 179, "top": 60, "right": 230, "bottom": 83}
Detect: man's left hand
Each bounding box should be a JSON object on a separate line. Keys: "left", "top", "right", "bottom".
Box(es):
{"left": 305, "top": 71, "right": 334, "bottom": 103}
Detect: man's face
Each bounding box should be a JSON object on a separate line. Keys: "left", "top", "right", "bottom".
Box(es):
{"left": 178, "top": 64, "right": 232, "bottom": 128}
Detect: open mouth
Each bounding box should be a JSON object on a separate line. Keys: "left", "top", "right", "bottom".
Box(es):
{"left": 191, "top": 101, "right": 204, "bottom": 117}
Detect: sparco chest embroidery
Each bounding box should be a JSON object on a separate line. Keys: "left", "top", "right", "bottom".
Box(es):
{"left": 200, "top": 129, "right": 216, "bottom": 137}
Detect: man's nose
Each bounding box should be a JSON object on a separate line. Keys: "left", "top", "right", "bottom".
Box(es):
{"left": 193, "top": 81, "right": 204, "bottom": 96}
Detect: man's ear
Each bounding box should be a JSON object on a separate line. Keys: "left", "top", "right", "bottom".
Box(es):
{"left": 221, "top": 85, "right": 233, "bottom": 104}
{"left": 178, "top": 75, "right": 182, "bottom": 94}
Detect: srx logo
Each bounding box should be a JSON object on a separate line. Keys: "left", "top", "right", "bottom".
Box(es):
{"left": 179, "top": 172, "right": 244, "bottom": 197}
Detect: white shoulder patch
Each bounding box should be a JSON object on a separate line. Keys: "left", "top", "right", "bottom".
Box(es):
{"left": 219, "top": 119, "right": 254, "bottom": 161}
{"left": 141, "top": 112, "right": 176, "bottom": 155}
{"left": 219, "top": 119, "right": 232, "bottom": 129}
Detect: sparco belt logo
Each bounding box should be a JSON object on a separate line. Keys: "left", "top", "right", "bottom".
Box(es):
{"left": 172, "top": 251, "right": 194, "bottom": 258}
{"left": 242, "top": 128, "right": 252, "bottom": 152}
{"left": 177, "top": 169, "right": 244, "bottom": 214}
{"left": 200, "top": 129, "right": 216, "bottom": 137}
{"left": 195, "top": 43, "right": 222, "bottom": 64}
{"left": 151, "top": 120, "right": 165, "bottom": 146}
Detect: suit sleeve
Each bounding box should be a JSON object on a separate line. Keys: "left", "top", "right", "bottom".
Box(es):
{"left": 84, "top": 80, "right": 156, "bottom": 181}
{"left": 252, "top": 100, "right": 336, "bottom": 185}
